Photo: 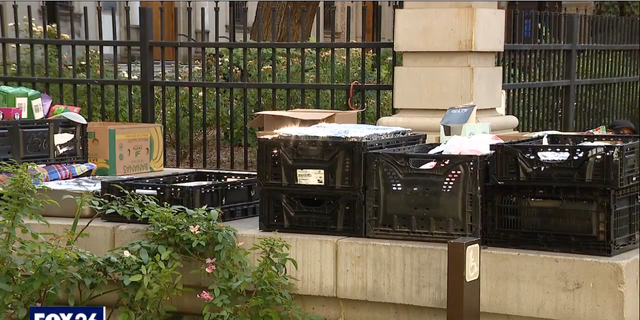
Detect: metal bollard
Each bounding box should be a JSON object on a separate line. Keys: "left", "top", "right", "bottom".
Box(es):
{"left": 447, "top": 237, "right": 481, "bottom": 320}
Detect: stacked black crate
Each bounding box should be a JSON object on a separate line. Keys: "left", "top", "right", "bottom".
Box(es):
{"left": 365, "top": 143, "right": 487, "bottom": 242}
{"left": 257, "top": 124, "right": 425, "bottom": 237}
{"left": 101, "top": 170, "right": 260, "bottom": 223}
{"left": 483, "top": 134, "right": 640, "bottom": 256}
{"left": 1, "top": 118, "right": 88, "bottom": 165}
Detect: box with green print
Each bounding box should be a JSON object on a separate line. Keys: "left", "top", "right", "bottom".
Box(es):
{"left": 87, "top": 122, "right": 164, "bottom": 176}
{"left": 0, "top": 86, "right": 44, "bottom": 120}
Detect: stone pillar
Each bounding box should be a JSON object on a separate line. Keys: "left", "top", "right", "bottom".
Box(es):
{"left": 378, "top": 2, "right": 518, "bottom": 142}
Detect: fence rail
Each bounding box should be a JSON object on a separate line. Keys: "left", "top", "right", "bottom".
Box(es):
{"left": 0, "top": 2, "right": 399, "bottom": 170}
{"left": 498, "top": 9, "right": 640, "bottom": 132}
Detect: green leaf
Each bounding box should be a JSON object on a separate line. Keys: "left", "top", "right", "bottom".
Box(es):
{"left": 160, "top": 251, "right": 171, "bottom": 260}
{"left": 134, "top": 288, "right": 145, "bottom": 301}
{"left": 139, "top": 248, "right": 149, "bottom": 263}
{"left": 0, "top": 283, "right": 12, "bottom": 292}
{"left": 129, "top": 274, "right": 143, "bottom": 282}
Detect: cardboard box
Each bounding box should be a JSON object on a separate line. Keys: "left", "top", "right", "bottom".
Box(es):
{"left": 0, "top": 107, "right": 22, "bottom": 121}
{"left": 496, "top": 132, "right": 531, "bottom": 142}
{"left": 0, "top": 86, "right": 44, "bottom": 119}
{"left": 439, "top": 104, "right": 492, "bottom": 143}
{"left": 247, "top": 109, "right": 361, "bottom": 136}
{"left": 87, "top": 122, "right": 164, "bottom": 176}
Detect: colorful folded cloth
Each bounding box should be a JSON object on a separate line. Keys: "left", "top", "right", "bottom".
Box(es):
{"left": 0, "top": 162, "right": 97, "bottom": 185}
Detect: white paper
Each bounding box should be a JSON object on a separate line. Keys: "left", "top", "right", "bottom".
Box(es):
{"left": 16, "top": 97, "right": 28, "bottom": 118}
{"left": 30, "top": 98, "right": 44, "bottom": 119}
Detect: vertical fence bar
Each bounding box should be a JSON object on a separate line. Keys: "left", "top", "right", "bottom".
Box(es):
{"left": 187, "top": 2, "right": 194, "bottom": 167}
{"left": 229, "top": 2, "right": 236, "bottom": 169}
{"left": 160, "top": 3, "right": 168, "bottom": 167}
{"left": 174, "top": 6, "right": 181, "bottom": 167}
{"left": 84, "top": 6, "right": 92, "bottom": 121}
{"left": 214, "top": 2, "right": 221, "bottom": 169}
{"left": 111, "top": 7, "right": 119, "bottom": 121}
{"left": 139, "top": 6, "right": 155, "bottom": 123}
{"left": 562, "top": 13, "right": 579, "bottom": 131}
{"left": 359, "top": 3, "right": 367, "bottom": 124}
{"left": 201, "top": 6, "right": 208, "bottom": 169}
{"left": 27, "top": 6, "right": 36, "bottom": 90}
{"left": 69, "top": 4, "right": 78, "bottom": 106}
{"left": 329, "top": 4, "right": 336, "bottom": 110}
{"left": 126, "top": 2, "right": 133, "bottom": 122}
{"left": 242, "top": 4, "right": 249, "bottom": 170}
{"left": 0, "top": 5, "right": 6, "bottom": 86}
{"left": 285, "top": 6, "right": 292, "bottom": 111}
{"left": 300, "top": 5, "right": 307, "bottom": 108}
{"left": 314, "top": 6, "right": 321, "bottom": 109}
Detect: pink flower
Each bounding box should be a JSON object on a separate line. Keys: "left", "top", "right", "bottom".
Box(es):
{"left": 206, "top": 258, "right": 216, "bottom": 264}
{"left": 205, "top": 264, "right": 216, "bottom": 273}
{"left": 189, "top": 225, "right": 201, "bottom": 234}
{"left": 35, "top": 302, "right": 42, "bottom": 306}
{"left": 197, "top": 290, "right": 214, "bottom": 301}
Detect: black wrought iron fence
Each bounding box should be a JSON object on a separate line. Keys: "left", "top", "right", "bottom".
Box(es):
{"left": 2, "top": 3, "right": 638, "bottom": 170}
{"left": 0, "top": 1, "right": 400, "bottom": 170}
{"left": 498, "top": 9, "right": 640, "bottom": 132}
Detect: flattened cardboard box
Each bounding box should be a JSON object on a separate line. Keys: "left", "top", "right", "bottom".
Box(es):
{"left": 88, "top": 122, "right": 164, "bottom": 176}
{"left": 248, "top": 109, "right": 361, "bottom": 136}
{"left": 496, "top": 132, "right": 530, "bottom": 142}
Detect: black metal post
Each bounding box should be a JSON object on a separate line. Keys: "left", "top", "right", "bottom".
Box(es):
{"left": 447, "top": 237, "right": 481, "bottom": 320}
{"left": 562, "top": 13, "right": 579, "bottom": 131}
{"left": 139, "top": 6, "right": 155, "bottom": 123}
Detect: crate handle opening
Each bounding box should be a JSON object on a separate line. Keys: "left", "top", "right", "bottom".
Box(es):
{"left": 297, "top": 198, "right": 329, "bottom": 208}
{"left": 409, "top": 158, "right": 445, "bottom": 170}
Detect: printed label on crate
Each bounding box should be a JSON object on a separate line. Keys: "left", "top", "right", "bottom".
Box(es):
{"left": 16, "top": 97, "right": 28, "bottom": 117}
{"left": 465, "top": 244, "right": 480, "bottom": 282}
{"left": 31, "top": 97, "right": 44, "bottom": 119}
{"left": 296, "top": 169, "right": 325, "bottom": 185}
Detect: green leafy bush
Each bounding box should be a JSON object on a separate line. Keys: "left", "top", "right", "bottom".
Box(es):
{"left": 0, "top": 162, "right": 319, "bottom": 320}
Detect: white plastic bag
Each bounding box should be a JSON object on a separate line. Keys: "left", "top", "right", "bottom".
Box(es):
{"left": 442, "top": 134, "right": 504, "bottom": 155}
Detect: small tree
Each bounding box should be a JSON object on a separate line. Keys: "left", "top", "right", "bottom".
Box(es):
{"left": 594, "top": 1, "right": 640, "bottom": 16}
{"left": 250, "top": 1, "right": 320, "bottom": 42}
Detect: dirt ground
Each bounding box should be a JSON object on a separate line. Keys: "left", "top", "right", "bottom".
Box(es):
{"left": 164, "top": 143, "right": 258, "bottom": 171}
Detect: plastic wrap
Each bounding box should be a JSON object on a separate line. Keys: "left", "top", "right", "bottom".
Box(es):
{"left": 274, "top": 123, "right": 412, "bottom": 141}
{"left": 39, "top": 176, "right": 135, "bottom": 192}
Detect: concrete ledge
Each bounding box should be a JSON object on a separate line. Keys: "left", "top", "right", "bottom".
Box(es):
{"left": 22, "top": 217, "right": 119, "bottom": 256}
{"left": 336, "top": 237, "right": 639, "bottom": 320}
{"left": 24, "top": 217, "right": 639, "bottom": 320}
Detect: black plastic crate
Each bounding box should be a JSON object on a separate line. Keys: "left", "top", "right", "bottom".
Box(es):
{"left": 365, "top": 144, "right": 485, "bottom": 242}
{"left": 257, "top": 134, "right": 425, "bottom": 192}
{"left": 490, "top": 134, "right": 639, "bottom": 188}
{"left": 0, "top": 119, "right": 88, "bottom": 165}
{"left": 259, "top": 187, "right": 365, "bottom": 237}
{"left": 482, "top": 185, "right": 640, "bottom": 256}
{"left": 102, "top": 200, "right": 260, "bottom": 224}
{"left": 101, "top": 170, "right": 260, "bottom": 211}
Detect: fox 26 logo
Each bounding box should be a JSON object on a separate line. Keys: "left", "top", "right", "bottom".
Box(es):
{"left": 30, "top": 306, "right": 106, "bottom": 320}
